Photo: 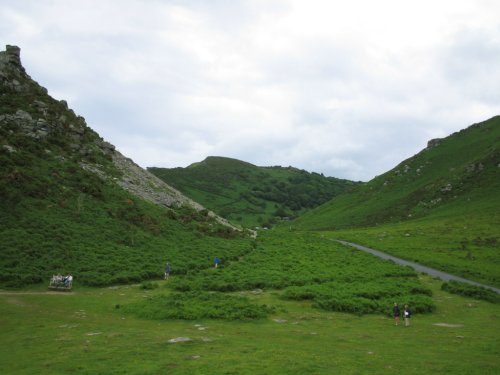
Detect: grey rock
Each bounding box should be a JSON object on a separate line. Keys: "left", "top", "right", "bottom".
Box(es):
{"left": 100, "top": 141, "right": 115, "bottom": 153}
{"left": 168, "top": 337, "right": 192, "bottom": 343}
{"left": 441, "top": 184, "right": 452, "bottom": 192}
{"left": 15, "top": 110, "right": 32, "bottom": 121}
{"left": 2, "top": 145, "right": 16, "bottom": 153}
{"left": 5, "top": 45, "right": 22, "bottom": 67}
{"left": 427, "top": 138, "right": 442, "bottom": 149}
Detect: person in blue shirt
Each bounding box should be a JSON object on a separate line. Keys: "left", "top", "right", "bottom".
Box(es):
{"left": 214, "top": 257, "right": 221, "bottom": 268}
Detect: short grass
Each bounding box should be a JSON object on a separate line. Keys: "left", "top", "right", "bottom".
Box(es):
{"left": 328, "top": 212, "right": 500, "bottom": 288}
{"left": 1, "top": 276, "right": 499, "bottom": 375}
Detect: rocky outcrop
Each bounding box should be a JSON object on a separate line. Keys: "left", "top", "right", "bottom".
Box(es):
{"left": 111, "top": 150, "right": 240, "bottom": 230}
{"left": 426, "top": 138, "right": 442, "bottom": 149}
{"left": 1, "top": 45, "right": 240, "bottom": 232}
{"left": 112, "top": 150, "right": 204, "bottom": 209}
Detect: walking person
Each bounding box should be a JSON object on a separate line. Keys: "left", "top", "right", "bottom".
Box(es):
{"left": 214, "top": 256, "right": 221, "bottom": 268}
{"left": 404, "top": 304, "right": 412, "bottom": 326}
{"left": 393, "top": 303, "right": 400, "bottom": 326}
{"left": 164, "top": 262, "right": 171, "bottom": 280}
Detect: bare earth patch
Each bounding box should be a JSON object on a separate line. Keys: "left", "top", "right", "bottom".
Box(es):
{"left": 433, "top": 323, "right": 464, "bottom": 328}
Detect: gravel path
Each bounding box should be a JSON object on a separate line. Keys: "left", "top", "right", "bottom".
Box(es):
{"left": 334, "top": 239, "right": 500, "bottom": 294}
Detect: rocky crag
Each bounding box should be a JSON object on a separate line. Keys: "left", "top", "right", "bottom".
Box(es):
{"left": 0, "top": 45, "right": 238, "bottom": 231}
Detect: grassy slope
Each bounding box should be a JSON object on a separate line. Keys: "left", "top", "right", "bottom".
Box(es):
{"left": 291, "top": 117, "right": 500, "bottom": 287}
{"left": 148, "top": 156, "right": 358, "bottom": 228}
{"left": 0, "top": 137, "right": 252, "bottom": 287}
{"left": 0, "top": 188, "right": 253, "bottom": 287}
{"left": 294, "top": 116, "right": 500, "bottom": 230}
{"left": 328, "top": 212, "right": 500, "bottom": 288}
{"left": 0, "top": 52, "right": 252, "bottom": 288}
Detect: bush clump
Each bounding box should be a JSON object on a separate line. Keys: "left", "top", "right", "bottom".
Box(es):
{"left": 282, "top": 279, "right": 435, "bottom": 316}
{"left": 441, "top": 281, "right": 500, "bottom": 304}
{"left": 123, "top": 291, "right": 275, "bottom": 320}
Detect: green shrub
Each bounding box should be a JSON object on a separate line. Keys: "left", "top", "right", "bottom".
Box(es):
{"left": 441, "top": 281, "right": 500, "bottom": 304}
{"left": 123, "top": 291, "right": 275, "bottom": 320}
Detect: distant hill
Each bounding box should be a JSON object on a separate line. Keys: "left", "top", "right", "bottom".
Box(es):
{"left": 0, "top": 45, "right": 251, "bottom": 287}
{"left": 148, "top": 156, "right": 360, "bottom": 227}
{"left": 293, "top": 116, "right": 500, "bottom": 230}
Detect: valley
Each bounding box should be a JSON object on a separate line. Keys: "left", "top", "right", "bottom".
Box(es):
{"left": 1, "top": 44, "right": 499, "bottom": 374}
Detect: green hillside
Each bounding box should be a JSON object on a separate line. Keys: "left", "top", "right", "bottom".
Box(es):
{"left": 294, "top": 116, "right": 500, "bottom": 230}
{"left": 293, "top": 117, "right": 500, "bottom": 287}
{"left": 148, "top": 156, "right": 359, "bottom": 228}
{"left": 0, "top": 45, "right": 251, "bottom": 288}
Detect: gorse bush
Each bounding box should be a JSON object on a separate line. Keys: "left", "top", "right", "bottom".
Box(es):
{"left": 0, "top": 188, "right": 254, "bottom": 287}
{"left": 123, "top": 291, "right": 275, "bottom": 320}
{"left": 441, "top": 281, "right": 500, "bottom": 304}
{"left": 282, "top": 279, "right": 435, "bottom": 316}
{"left": 169, "top": 231, "right": 435, "bottom": 316}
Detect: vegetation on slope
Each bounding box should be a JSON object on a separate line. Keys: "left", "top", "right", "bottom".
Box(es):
{"left": 294, "top": 116, "right": 500, "bottom": 230}
{"left": 292, "top": 117, "right": 499, "bottom": 287}
{"left": 148, "top": 156, "right": 359, "bottom": 228}
{"left": 168, "top": 231, "right": 435, "bottom": 316}
{"left": 0, "top": 45, "right": 251, "bottom": 288}
{"left": 329, "top": 213, "right": 500, "bottom": 288}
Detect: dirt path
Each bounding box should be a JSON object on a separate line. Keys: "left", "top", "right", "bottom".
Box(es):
{"left": 334, "top": 239, "right": 500, "bottom": 294}
{"left": 0, "top": 290, "right": 75, "bottom": 295}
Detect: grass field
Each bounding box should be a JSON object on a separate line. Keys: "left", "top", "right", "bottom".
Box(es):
{"left": 1, "top": 230, "right": 499, "bottom": 374}
{"left": 328, "top": 212, "right": 500, "bottom": 288}
{"left": 1, "top": 275, "right": 499, "bottom": 375}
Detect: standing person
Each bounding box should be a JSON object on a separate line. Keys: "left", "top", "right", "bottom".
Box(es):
{"left": 404, "top": 304, "right": 412, "bottom": 326}
{"left": 164, "top": 262, "right": 171, "bottom": 280}
{"left": 393, "top": 303, "right": 400, "bottom": 326}
{"left": 214, "top": 256, "right": 221, "bottom": 268}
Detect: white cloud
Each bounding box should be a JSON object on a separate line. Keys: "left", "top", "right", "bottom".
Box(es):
{"left": 1, "top": 0, "right": 499, "bottom": 181}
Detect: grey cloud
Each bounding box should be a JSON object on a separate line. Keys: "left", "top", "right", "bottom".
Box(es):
{"left": 441, "top": 28, "right": 500, "bottom": 104}
{"left": 2, "top": 1, "right": 499, "bottom": 182}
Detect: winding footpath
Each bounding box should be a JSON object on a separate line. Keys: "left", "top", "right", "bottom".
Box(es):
{"left": 334, "top": 239, "right": 500, "bottom": 294}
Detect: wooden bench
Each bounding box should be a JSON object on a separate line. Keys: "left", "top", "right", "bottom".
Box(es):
{"left": 48, "top": 275, "right": 73, "bottom": 291}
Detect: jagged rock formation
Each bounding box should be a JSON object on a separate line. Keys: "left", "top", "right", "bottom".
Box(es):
{"left": 0, "top": 45, "right": 239, "bottom": 231}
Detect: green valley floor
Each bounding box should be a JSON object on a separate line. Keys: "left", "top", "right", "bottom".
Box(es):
{"left": 1, "top": 275, "right": 499, "bottom": 375}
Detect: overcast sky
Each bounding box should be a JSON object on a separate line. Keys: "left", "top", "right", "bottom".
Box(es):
{"left": 2, "top": 0, "right": 499, "bottom": 181}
